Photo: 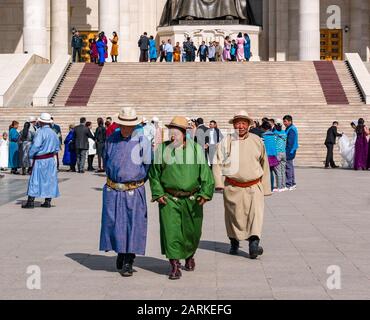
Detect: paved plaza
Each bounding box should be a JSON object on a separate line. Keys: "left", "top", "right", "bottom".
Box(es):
{"left": 0, "top": 168, "right": 369, "bottom": 300}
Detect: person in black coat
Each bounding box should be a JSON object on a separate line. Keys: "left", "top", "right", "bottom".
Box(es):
{"left": 138, "top": 32, "right": 150, "bottom": 62}
{"left": 325, "top": 121, "right": 343, "bottom": 169}
{"left": 95, "top": 117, "right": 106, "bottom": 173}
{"left": 207, "top": 120, "right": 223, "bottom": 166}
{"left": 71, "top": 31, "right": 83, "bottom": 63}
{"left": 72, "top": 117, "right": 95, "bottom": 173}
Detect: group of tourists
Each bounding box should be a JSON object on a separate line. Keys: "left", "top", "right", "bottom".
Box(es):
{"left": 336, "top": 118, "right": 370, "bottom": 170}
{"left": 247, "top": 117, "right": 299, "bottom": 193}
{"left": 71, "top": 30, "right": 119, "bottom": 65}
{"left": 138, "top": 32, "right": 251, "bottom": 63}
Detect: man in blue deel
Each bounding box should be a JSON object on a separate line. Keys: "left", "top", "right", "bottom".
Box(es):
{"left": 22, "top": 113, "right": 60, "bottom": 209}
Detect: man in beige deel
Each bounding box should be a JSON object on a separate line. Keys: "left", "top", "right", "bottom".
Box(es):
{"left": 213, "top": 110, "right": 272, "bottom": 259}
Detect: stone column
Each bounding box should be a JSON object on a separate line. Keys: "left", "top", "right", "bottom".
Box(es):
{"left": 299, "top": 0, "right": 320, "bottom": 61}
{"left": 276, "top": 0, "right": 289, "bottom": 61}
{"left": 99, "top": 0, "right": 120, "bottom": 61}
{"left": 23, "top": 0, "right": 48, "bottom": 58}
{"left": 350, "top": 0, "right": 369, "bottom": 60}
{"left": 268, "top": 0, "right": 276, "bottom": 61}
{"left": 51, "top": 0, "right": 69, "bottom": 62}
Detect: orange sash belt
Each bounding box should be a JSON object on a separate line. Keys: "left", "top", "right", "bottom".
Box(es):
{"left": 225, "top": 177, "right": 262, "bottom": 188}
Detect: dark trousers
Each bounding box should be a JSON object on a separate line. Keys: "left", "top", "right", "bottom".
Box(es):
{"left": 200, "top": 55, "right": 207, "bottom": 62}
{"left": 76, "top": 148, "right": 87, "bottom": 172}
{"left": 87, "top": 155, "right": 95, "bottom": 171}
{"left": 209, "top": 57, "right": 216, "bottom": 62}
{"left": 325, "top": 143, "right": 336, "bottom": 167}
{"left": 160, "top": 54, "right": 166, "bottom": 62}
{"left": 286, "top": 159, "right": 296, "bottom": 188}
{"left": 139, "top": 49, "right": 148, "bottom": 62}
{"left": 186, "top": 52, "right": 192, "bottom": 62}
{"left": 72, "top": 48, "right": 82, "bottom": 62}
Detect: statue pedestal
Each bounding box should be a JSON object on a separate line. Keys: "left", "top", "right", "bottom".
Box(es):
{"left": 157, "top": 24, "right": 261, "bottom": 61}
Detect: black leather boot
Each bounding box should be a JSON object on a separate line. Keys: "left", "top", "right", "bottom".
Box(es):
{"left": 248, "top": 236, "right": 264, "bottom": 259}
{"left": 22, "top": 196, "right": 35, "bottom": 209}
{"left": 121, "top": 254, "right": 135, "bottom": 277}
{"left": 229, "top": 238, "right": 240, "bottom": 255}
{"left": 116, "top": 253, "right": 125, "bottom": 270}
{"left": 40, "top": 198, "right": 52, "bottom": 208}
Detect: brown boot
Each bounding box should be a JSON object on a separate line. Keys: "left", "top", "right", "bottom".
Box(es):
{"left": 185, "top": 256, "right": 195, "bottom": 272}
{"left": 169, "top": 259, "right": 182, "bottom": 280}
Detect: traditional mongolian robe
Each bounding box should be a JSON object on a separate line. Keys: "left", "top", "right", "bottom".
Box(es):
{"left": 99, "top": 130, "right": 151, "bottom": 255}
{"left": 149, "top": 139, "right": 215, "bottom": 260}
{"left": 149, "top": 39, "right": 157, "bottom": 61}
{"left": 62, "top": 130, "right": 77, "bottom": 167}
{"left": 213, "top": 133, "right": 271, "bottom": 240}
{"left": 18, "top": 129, "right": 35, "bottom": 168}
{"left": 8, "top": 128, "right": 19, "bottom": 169}
{"left": 236, "top": 37, "right": 246, "bottom": 61}
{"left": 244, "top": 34, "right": 251, "bottom": 60}
{"left": 27, "top": 126, "right": 60, "bottom": 199}
{"left": 110, "top": 35, "right": 119, "bottom": 57}
{"left": 97, "top": 40, "right": 106, "bottom": 64}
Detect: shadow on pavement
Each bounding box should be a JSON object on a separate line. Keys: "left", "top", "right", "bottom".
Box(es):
{"left": 199, "top": 240, "right": 250, "bottom": 258}
{"left": 65, "top": 253, "right": 169, "bottom": 275}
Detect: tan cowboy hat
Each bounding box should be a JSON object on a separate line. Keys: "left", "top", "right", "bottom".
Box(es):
{"left": 115, "top": 107, "right": 142, "bottom": 127}
{"left": 37, "top": 113, "right": 53, "bottom": 124}
{"left": 229, "top": 110, "right": 254, "bottom": 124}
{"left": 166, "top": 116, "right": 189, "bottom": 130}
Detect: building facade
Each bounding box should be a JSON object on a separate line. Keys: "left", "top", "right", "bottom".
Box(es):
{"left": 0, "top": 0, "right": 369, "bottom": 62}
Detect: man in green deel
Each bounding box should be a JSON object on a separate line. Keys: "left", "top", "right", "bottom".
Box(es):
{"left": 149, "top": 116, "right": 215, "bottom": 280}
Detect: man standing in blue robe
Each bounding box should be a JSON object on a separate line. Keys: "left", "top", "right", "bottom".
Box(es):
{"left": 22, "top": 113, "right": 60, "bottom": 209}
{"left": 99, "top": 107, "right": 152, "bottom": 277}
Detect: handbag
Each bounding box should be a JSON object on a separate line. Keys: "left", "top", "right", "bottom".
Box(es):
{"left": 268, "top": 156, "right": 279, "bottom": 168}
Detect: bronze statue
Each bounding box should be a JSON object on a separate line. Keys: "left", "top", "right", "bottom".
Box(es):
{"left": 159, "top": 0, "right": 255, "bottom": 26}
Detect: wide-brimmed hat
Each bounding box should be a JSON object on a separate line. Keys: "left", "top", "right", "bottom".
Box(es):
{"left": 114, "top": 107, "right": 142, "bottom": 127}
{"left": 29, "top": 116, "right": 37, "bottom": 123}
{"left": 229, "top": 110, "right": 254, "bottom": 125}
{"left": 166, "top": 116, "right": 189, "bottom": 130}
{"left": 37, "top": 113, "right": 53, "bottom": 124}
{"left": 152, "top": 117, "right": 160, "bottom": 123}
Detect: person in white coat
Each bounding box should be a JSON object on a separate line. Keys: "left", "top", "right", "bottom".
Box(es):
{"left": 86, "top": 122, "right": 96, "bottom": 171}
{"left": 0, "top": 132, "right": 9, "bottom": 173}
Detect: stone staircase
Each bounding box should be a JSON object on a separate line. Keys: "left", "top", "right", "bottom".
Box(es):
{"left": 1, "top": 61, "right": 369, "bottom": 168}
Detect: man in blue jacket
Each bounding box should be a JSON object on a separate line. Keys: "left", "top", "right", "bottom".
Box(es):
{"left": 283, "top": 115, "right": 299, "bottom": 191}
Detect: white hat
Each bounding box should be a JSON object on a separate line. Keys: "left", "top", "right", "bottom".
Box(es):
{"left": 229, "top": 110, "right": 254, "bottom": 125}
{"left": 152, "top": 117, "right": 160, "bottom": 123}
{"left": 29, "top": 116, "right": 36, "bottom": 122}
{"left": 114, "top": 107, "right": 142, "bottom": 127}
{"left": 142, "top": 117, "right": 149, "bottom": 124}
{"left": 37, "top": 113, "right": 53, "bottom": 124}
{"left": 275, "top": 118, "right": 283, "bottom": 125}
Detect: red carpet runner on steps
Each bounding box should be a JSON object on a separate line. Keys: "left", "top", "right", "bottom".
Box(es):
{"left": 314, "top": 61, "right": 349, "bottom": 105}
{"left": 66, "top": 64, "right": 102, "bottom": 106}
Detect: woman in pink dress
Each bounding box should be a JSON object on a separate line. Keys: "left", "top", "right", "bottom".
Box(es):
{"left": 236, "top": 32, "right": 246, "bottom": 62}
{"left": 223, "top": 36, "right": 231, "bottom": 62}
